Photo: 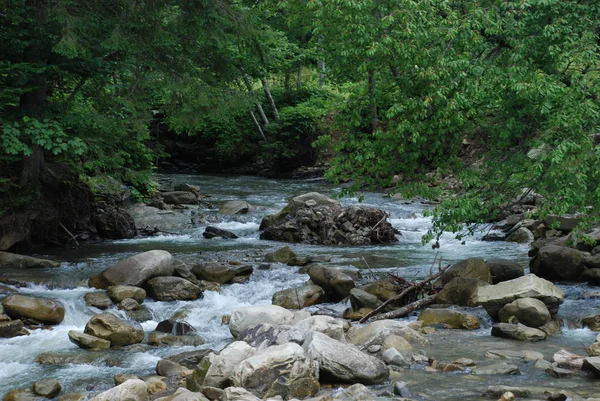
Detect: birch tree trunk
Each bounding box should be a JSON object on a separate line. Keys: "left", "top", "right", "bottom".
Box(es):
{"left": 243, "top": 74, "right": 269, "bottom": 125}
{"left": 261, "top": 78, "right": 279, "bottom": 123}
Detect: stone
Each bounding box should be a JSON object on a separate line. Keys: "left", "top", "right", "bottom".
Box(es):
{"left": 84, "top": 313, "right": 145, "bottom": 346}
{"left": 359, "top": 279, "right": 398, "bottom": 303}
{"left": 337, "top": 383, "right": 376, "bottom": 400}
{"left": 219, "top": 200, "right": 250, "bottom": 215}
{"left": 272, "top": 284, "right": 326, "bottom": 310}
{"left": 505, "top": 227, "right": 534, "bottom": 244}
{"left": 68, "top": 330, "right": 111, "bottom": 349}
{"left": 114, "top": 375, "right": 139, "bottom": 385}
{"left": 0, "top": 251, "right": 59, "bottom": 268}
{"left": 127, "top": 307, "right": 153, "bottom": 322}
{"left": 498, "top": 392, "right": 515, "bottom": 401}
{"left": 229, "top": 305, "right": 297, "bottom": 339}
{"left": 147, "top": 332, "right": 206, "bottom": 347}
{"left": 487, "top": 259, "right": 525, "bottom": 284}
{"left": 382, "top": 348, "right": 421, "bottom": 368}
{"left": 538, "top": 318, "right": 562, "bottom": 336}
{"left": 303, "top": 331, "right": 389, "bottom": 384}
{"left": 582, "top": 314, "right": 600, "bottom": 331}
{"left": 166, "top": 349, "right": 212, "bottom": 369}
{"left": 172, "top": 259, "right": 199, "bottom": 285}
{"left": 530, "top": 245, "right": 585, "bottom": 281}
{"left": 476, "top": 274, "right": 565, "bottom": 319}
{"left": 107, "top": 286, "right": 146, "bottom": 304}
{"left": 203, "top": 341, "right": 256, "bottom": 388}
{"left": 161, "top": 191, "right": 199, "bottom": 205}
{"left": 88, "top": 378, "right": 148, "bottom": 401}
{"left": 417, "top": 308, "right": 480, "bottom": 329}
{"left": 95, "top": 206, "right": 137, "bottom": 239}
{"left": 36, "top": 352, "right": 99, "bottom": 366}
{"left": 491, "top": 323, "right": 547, "bottom": 341}
{"left": 498, "top": 297, "right": 551, "bottom": 327}
{"left": 307, "top": 264, "right": 355, "bottom": 301}
{"left": 32, "top": 379, "right": 61, "bottom": 398}
{"left": 588, "top": 342, "right": 600, "bottom": 356}
{"left": 144, "top": 377, "right": 168, "bottom": 395}
{"left": 546, "top": 366, "right": 575, "bottom": 378}
{"left": 57, "top": 392, "right": 88, "bottom": 401}
{"left": 156, "top": 319, "right": 196, "bottom": 335}
{"left": 435, "top": 277, "right": 488, "bottom": 306}
{"left": 221, "top": 387, "right": 261, "bottom": 401}
{"left": 472, "top": 363, "right": 520, "bottom": 375}
{"left": 581, "top": 268, "right": 600, "bottom": 285}
{"left": 101, "top": 250, "right": 174, "bottom": 287}
{"left": 231, "top": 343, "right": 319, "bottom": 399}
{"left": 88, "top": 273, "right": 110, "bottom": 289}
{"left": 2, "top": 294, "right": 65, "bottom": 325}
{"left": 264, "top": 246, "right": 297, "bottom": 264}
{"left": 2, "top": 389, "right": 45, "bottom": 401}
{"left": 0, "top": 319, "right": 24, "bottom": 338}
{"left": 203, "top": 226, "right": 238, "bottom": 239}
{"left": 485, "top": 349, "right": 544, "bottom": 361}
{"left": 84, "top": 292, "right": 113, "bottom": 309}
{"left": 439, "top": 258, "right": 491, "bottom": 286}
{"left": 393, "top": 381, "right": 412, "bottom": 398}
{"left": 198, "top": 387, "right": 223, "bottom": 401}
{"left": 192, "top": 262, "right": 237, "bottom": 284}
{"left": 118, "top": 298, "right": 140, "bottom": 311}
{"left": 381, "top": 334, "right": 413, "bottom": 352}
{"left": 155, "top": 387, "right": 209, "bottom": 401}
{"left": 292, "top": 315, "right": 347, "bottom": 342}
{"left": 156, "top": 359, "right": 189, "bottom": 378}
{"left": 349, "top": 288, "right": 382, "bottom": 310}
{"left": 346, "top": 319, "right": 428, "bottom": 349}
{"left": 145, "top": 277, "right": 203, "bottom": 301}
{"left": 553, "top": 349, "right": 585, "bottom": 369}
{"left": 582, "top": 356, "right": 600, "bottom": 378}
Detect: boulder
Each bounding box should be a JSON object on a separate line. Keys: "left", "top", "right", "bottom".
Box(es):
{"left": 89, "top": 378, "right": 148, "bottom": 401}
{"left": 84, "top": 292, "right": 113, "bottom": 309}
{"left": 487, "top": 259, "right": 525, "bottom": 284}
{"left": 192, "top": 262, "right": 237, "bottom": 284}
{"left": 236, "top": 323, "right": 303, "bottom": 348}
{"left": 145, "top": 277, "right": 202, "bottom": 301}
{"left": 553, "top": 349, "right": 585, "bottom": 369}
{"left": 107, "top": 285, "right": 146, "bottom": 304}
{"left": 0, "top": 252, "right": 59, "bottom": 268}
{"left": 203, "top": 227, "right": 238, "bottom": 239}
{"left": 588, "top": 342, "right": 600, "bottom": 356}
{"left": 303, "top": 331, "right": 389, "bottom": 384}
{"left": 118, "top": 298, "right": 140, "bottom": 311}
{"left": 155, "top": 388, "right": 209, "bottom": 401}
{"left": 172, "top": 259, "right": 199, "bottom": 285}
{"left": 505, "top": 227, "right": 534, "bottom": 244}
{"left": 498, "top": 297, "right": 551, "bottom": 327}
{"left": 292, "top": 315, "right": 347, "bottom": 342}
{"left": 582, "top": 356, "right": 600, "bottom": 378}
{"left": 203, "top": 341, "right": 256, "bottom": 388}
{"left": 156, "top": 319, "right": 196, "bottom": 335}
{"left": 95, "top": 206, "right": 137, "bottom": 239}
{"left": 156, "top": 359, "right": 189, "bottom": 378}
{"left": 476, "top": 274, "right": 565, "bottom": 319}
{"left": 127, "top": 307, "right": 153, "bottom": 323}
{"left": 359, "top": 279, "right": 398, "bottom": 303}
{"left": 0, "top": 319, "right": 24, "bottom": 338}
{"left": 472, "top": 363, "right": 520, "bottom": 375}
{"left": 219, "top": 200, "right": 250, "bottom": 215}
{"left": 166, "top": 349, "right": 212, "bottom": 369}
{"left": 264, "top": 246, "right": 297, "bottom": 264}
{"left": 162, "top": 191, "right": 198, "bottom": 205}
{"left": 381, "top": 334, "right": 413, "bottom": 352}
{"left": 530, "top": 245, "right": 585, "bottom": 281}
{"left": 231, "top": 343, "right": 319, "bottom": 398}
{"left": 337, "top": 383, "right": 377, "bottom": 400}
{"left": 582, "top": 314, "right": 600, "bottom": 331}
{"left": 491, "top": 323, "right": 547, "bottom": 341}
{"left": 147, "top": 332, "right": 206, "bottom": 347}
{"left": 102, "top": 250, "right": 174, "bottom": 287}
{"left": 417, "top": 308, "right": 480, "bottom": 330}
{"left": 2, "top": 389, "right": 46, "bottom": 401}
{"left": 485, "top": 349, "right": 543, "bottom": 361}
{"left": 221, "top": 387, "right": 261, "bottom": 401}
{"left": 2, "top": 294, "right": 64, "bottom": 325}
{"left": 272, "top": 284, "right": 326, "bottom": 310}
{"left": 439, "top": 258, "right": 491, "bottom": 285}
{"left": 382, "top": 348, "right": 424, "bottom": 368}
{"left": 32, "top": 379, "right": 61, "bottom": 398}
{"left": 307, "top": 264, "right": 355, "bottom": 301}
{"left": 581, "top": 268, "right": 600, "bottom": 285}
{"left": 144, "top": 377, "right": 168, "bottom": 396}
{"left": 84, "top": 313, "right": 145, "bottom": 346}
{"left": 68, "top": 330, "right": 111, "bottom": 349}
{"left": 260, "top": 193, "right": 397, "bottom": 246}
{"left": 229, "top": 305, "right": 297, "bottom": 338}
{"left": 349, "top": 288, "right": 383, "bottom": 310}
{"left": 435, "top": 277, "right": 488, "bottom": 306}
{"left": 346, "top": 319, "right": 428, "bottom": 349}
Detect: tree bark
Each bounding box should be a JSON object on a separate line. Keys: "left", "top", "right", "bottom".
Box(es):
{"left": 249, "top": 111, "right": 267, "bottom": 142}
{"left": 243, "top": 74, "right": 269, "bottom": 125}
{"left": 319, "top": 59, "right": 326, "bottom": 87}
{"left": 261, "top": 78, "right": 280, "bottom": 123}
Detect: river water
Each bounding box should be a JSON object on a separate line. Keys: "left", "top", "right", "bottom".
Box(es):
{"left": 0, "top": 174, "right": 598, "bottom": 400}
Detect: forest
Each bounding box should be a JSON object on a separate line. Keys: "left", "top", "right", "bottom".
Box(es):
{"left": 1, "top": 0, "right": 600, "bottom": 247}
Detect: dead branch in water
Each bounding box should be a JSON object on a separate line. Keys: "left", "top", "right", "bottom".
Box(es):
{"left": 369, "top": 294, "right": 438, "bottom": 321}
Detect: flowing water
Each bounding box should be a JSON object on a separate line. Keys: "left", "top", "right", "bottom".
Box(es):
{"left": 0, "top": 174, "right": 599, "bottom": 400}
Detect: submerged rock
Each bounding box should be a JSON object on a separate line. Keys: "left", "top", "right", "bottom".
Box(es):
{"left": 0, "top": 252, "right": 60, "bottom": 268}
{"left": 202, "top": 226, "right": 238, "bottom": 239}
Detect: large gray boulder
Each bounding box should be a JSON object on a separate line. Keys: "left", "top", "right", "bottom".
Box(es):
{"left": 68, "top": 330, "right": 111, "bottom": 349}
{"left": 417, "top": 308, "right": 480, "bottom": 330}
{"left": 346, "top": 319, "right": 428, "bottom": 349}
{"left": 487, "top": 259, "right": 525, "bottom": 284}
{"left": 491, "top": 323, "right": 547, "bottom": 341}
{"left": 107, "top": 286, "right": 146, "bottom": 304}
{"left": 229, "top": 305, "right": 298, "bottom": 339}
{"left": 530, "top": 245, "right": 585, "bottom": 281}
{"left": 154, "top": 387, "right": 209, "bottom": 401}
{"left": 102, "top": 250, "right": 174, "bottom": 287}
{"left": 219, "top": 200, "right": 251, "bottom": 215}
{"left": 231, "top": 343, "right": 319, "bottom": 399}
{"left": 307, "top": 264, "right": 355, "bottom": 301}
{"left": 84, "top": 313, "right": 145, "bottom": 346}
{"left": 89, "top": 378, "right": 148, "bottom": 401}
{"left": 191, "top": 262, "right": 237, "bottom": 284}
{"left": 203, "top": 342, "right": 256, "bottom": 388}
{"left": 2, "top": 294, "right": 64, "bottom": 325}
{"left": 303, "top": 331, "right": 389, "bottom": 384}
{"left": 272, "top": 284, "right": 326, "bottom": 310}
{"left": 292, "top": 315, "right": 347, "bottom": 342}
{"left": 145, "top": 277, "right": 202, "bottom": 301}
{"left": 0, "top": 320, "right": 24, "bottom": 338}
{"left": 476, "top": 274, "right": 565, "bottom": 319}
{"left": 435, "top": 277, "right": 488, "bottom": 306}
{"left": 498, "top": 297, "right": 551, "bottom": 327}
{"left": 439, "top": 258, "right": 491, "bottom": 286}
{"left": 161, "top": 191, "right": 198, "bottom": 205}
{"left": 0, "top": 252, "right": 59, "bottom": 268}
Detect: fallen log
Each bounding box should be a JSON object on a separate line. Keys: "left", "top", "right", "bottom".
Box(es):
{"left": 368, "top": 294, "right": 437, "bottom": 322}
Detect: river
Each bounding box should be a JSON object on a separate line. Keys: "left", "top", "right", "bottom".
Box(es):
{"left": 0, "top": 174, "right": 598, "bottom": 400}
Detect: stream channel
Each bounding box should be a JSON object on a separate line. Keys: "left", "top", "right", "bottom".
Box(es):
{"left": 1, "top": 174, "right": 599, "bottom": 400}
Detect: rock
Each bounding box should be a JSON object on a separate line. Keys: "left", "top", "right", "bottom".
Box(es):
{"left": 435, "top": 277, "right": 488, "bottom": 306}
{"left": 553, "top": 349, "right": 585, "bottom": 369}
{"left": 547, "top": 366, "right": 575, "bottom": 378}
{"left": 36, "top": 351, "right": 99, "bottom": 366}
{"left": 381, "top": 334, "right": 413, "bottom": 352}
{"left": 582, "top": 314, "right": 600, "bottom": 331}
{"left": 84, "top": 292, "right": 113, "bottom": 309}
{"left": 95, "top": 206, "right": 137, "bottom": 239}
{"left": 485, "top": 349, "right": 544, "bottom": 361}
{"left": 192, "top": 262, "right": 237, "bottom": 284}
{"left": 162, "top": 191, "right": 199, "bottom": 205}
{"left": 588, "top": 342, "right": 600, "bottom": 357}
{"left": 487, "top": 259, "right": 525, "bottom": 284}
{"left": 2, "top": 294, "right": 65, "bottom": 325}
{"left": 88, "top": 273, "right": 110, "bottom": 289}
{"left": 491, "top": 323, "right": 547, "bottom": 341}
{"left": 155, "top": 387, "right": 209, "bottom": 401}
{"left": 382, "top": 348, "right": 422, "bottom": 368}
{"left": 145, "top": 277, "right": 202, "bottom": 301}
{"left": 472, "top": 363, "right": 520, "bottom": 375}
{"left": 57, "top": 392, "right": 88, "bottom": 401}
{"left": 229, "top": 305, "right": 297, "bottom": 339}
{"left": 476, "top": 274, "right": 565, "bottom": 319}
{"left": 221, "top": 387, "right": 261, "bottom": 401}
{"left": 0, "top": 251, "right": 60, "bottom": 268}
{"left": 197, "top": 387, "right": 222, "bottom": 401}
{"left": 107, "top": 286, "right": 146, "bottom": 304}
{"left": 505, "top": 227, "right": 534, "bottom": 244}
{"left": 259, "top": 193, "right": 397, "bottom": 246}
{"left": 337, "top": 383, "right": 376, "bottom": 400}
{"left": 147, "top": 332, "right": 206, "bottom": 347}
{"left": 88, "top": 378, "right": 148, "bottom": 401}
{"left": 172, "top": 259, "right": 199, "bottom": 285}
{"left": 544, "top": 215, "right": 580, "bottom": 232}
{"left": 203, "top": 341, "right": 256, "bottom": 388}
{"left": 349, "top": 288, "right": 382, "bottom": 310}
{"left": 303, "top": 331, "right": 389, "bottom": 384}
{"left": 32, "top": 379, "right": 61, "bottom": 398}
{"left": 219, "top": 200, "right": 250, "bottom": 215}
{"left": 498, "top": 392, "right": 515, "bottom": 401}
{"left": 482, "top": 386, "right": 532, "bottom": 398}
{"left": 0, "top": 319, "right": 24, "bottom": 338}
{"left": 173, "top": 183, "right": 201, "bottom": 194}
{"left": 101, "top": 250, "right": 174, "bottom": 287}
{"left": 156, "top": 319, "right": 196, "bottom": 335}
{"left": 237, "top": 324, "right": 300, "bottom": 348}
{"left": 144, "top": 377, "right": 168, "bottom": 395}
{"left": 264, "top": 246, "right": 297, "bottom": 264}
{"left": 346, "top": 319, "right": 428, "bottom": 349}
{"left": 166, "top": 349, "right": 212, "bottom": 369}
{"left": 68, "top": 330, "right": 111, "bottom": 349}
{"left": 498, "top": 297, "right": 551, "bottom": 327}
{"left": 2, "top": 389, "right": 45, "bottom": 401}
{"left": 307, "top": 264, "right": 355, "bottom": 301}
{"left": 128, "top": 203, "right": 199, "bottom": 231}
{"left": 203, "top": 227, "right": 238, "bottom": 239}
{"left": 417, "top": 308, "right": 480, "bottom": 329}
{"left": 582, "top": 356, "right": 600, "bottom": 378}
{"left": 156, "top": 359, "right": 189, "bottom": 378}
{"left": 393, "top": 381, "right": 412, "bottom": 398}
{"left": 272, "top": 284, "right": 326, "bottom": 310}
{"left": 359, "top": 279, "right": 398, "bottom": 303}
{"left": 127, "top": 307, "right": 153, "bottom": 323}
{"left": 231, "top": 343, "right": 319, "bottom": 398}
{"left": 530, "top": 245, "right": 585, "bottom": 281}
{"left": 293, "top": 315, "right": 347, "bottom": 342}
{"left": 84, "top": 313, "right": 145, "bottom": 346}
{"left": 581, "top": 268, "right": 600, "bottom": 285}
{"left": 439, "top": 258, "right": 491, "bottom": 286}
{"left": 118, "top": 298, "right": 140, "bottom": 311}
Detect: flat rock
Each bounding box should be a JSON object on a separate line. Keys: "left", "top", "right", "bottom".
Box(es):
{"left": 102, "top": 250, "right": 174, "bottom": 287}
{"left": 2, "top": 294, "right": 65, "bottom": 325}
{"left": 84, "top": 313, "right": 145, "bottom": 346}
{"left": 89, "top": 378, "right": 148, "bottom": 401}
{"left": 0, "top": 252, "right": 60, "bottom": 268}
{"left": 491, "top": 323, "right": 547, "bottom": 341}
{"left": 417, "top": 308, "right": 480, "bottom": 329}
{"left": 68, "top": 330, "right": 111, "bottom": 349}
{"left": 472, "top": 362, "right": 520, "bottom": 375}
{"left": 107, "top": 286, "right": 146, "bottom": 304}
{"left": 203, "top": 226, "right": 238, "bottom": 239}
{"left": 485, "top": 349, "right": 543, "bottom": 361}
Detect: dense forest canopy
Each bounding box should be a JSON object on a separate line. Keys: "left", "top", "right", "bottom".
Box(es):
{"left": 1, "top": 0, "right": 599, "bottom": 244}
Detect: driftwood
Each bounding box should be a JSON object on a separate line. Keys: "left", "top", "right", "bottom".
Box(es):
{"left": 369, "top": 294, "right": 438, "bottom": 322}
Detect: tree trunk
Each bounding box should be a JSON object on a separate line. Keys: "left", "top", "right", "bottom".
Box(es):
{"left": 284, "top": 71, "right": 291, "bottom": 91}
{"left": 368, "top": 69, "right": 378, "bottom": 132}
{"left": 249, "top": 111, "right": 267, "bottom": 142}
{"left": 319, "top": 59, "right": 326, "bottom": 87}
{"left": 296, "top": 64, "right": 302, "bottom": 90}
{"left": 243, "top": 74, "right": 269, "bottom": 125}
{"left": 261, "top": 78, "right": 280, "bottom": 123}
{"left": 19, "top": 86, "right": 47, "bottom": 189}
